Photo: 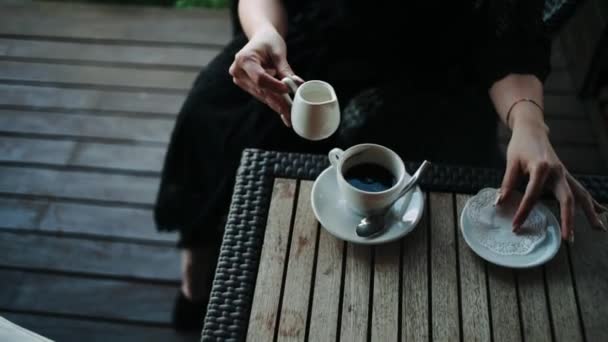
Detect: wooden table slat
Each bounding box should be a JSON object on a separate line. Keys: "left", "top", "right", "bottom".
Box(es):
{"left": 456, "top": 195, "right": 491, "bottom": 342}
{"left": 402, "top": 202, "right": 429, "bottom": 342}
{"left": 568, "top": 205, "right": 608, "bottom": 342}
{"left": 516, "top": 268, "right": 552, "bottom": 342}
{"left": 487, "top": 264, "right": 522, "bottom": 342}
{"left": 340, "top": 243, "right": 372, "bottom": 342}
{"left": 430, "top": 193, "right": 460, "bottom": 341}
{"left": 246, "top": 179, "right": 297, "bottom": 342}
{"left": 371, "top": 241, "right": 400, "bottom": 342}
{"left": 276, "top": 181, "right": 318, "bottom": 342}
{"left": 307, "top": 228, "right": 344, "bottom": 342}
{"left": 545, "top": 204, "right": 584, "bottom": 342}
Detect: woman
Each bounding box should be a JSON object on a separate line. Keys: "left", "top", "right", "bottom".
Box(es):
{"left": 154, "top": 0, "right": 608, "bottom": 331}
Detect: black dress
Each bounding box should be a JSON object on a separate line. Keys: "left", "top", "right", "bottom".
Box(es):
{"left": 154, "top": 0, "right": 552, "bottom": 248}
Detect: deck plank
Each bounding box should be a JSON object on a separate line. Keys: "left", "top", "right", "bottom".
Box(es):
{"left": 0, "top": 231, "right": 179, "bottom": 280}
{"left": 0, "top": 269, "right": 177, "bottom": 324}
{"left": 0, "top": 166, "right": 158, "bottom": 205}
{"left": 0, "top": 38, "right": 219, "bottom": 68}
{"left": 0, "top": 198, "right": 46, "bottom": 231}
{"left": 276, "top": 181, "right": 318, "bottom": 341}
{"left": 0, "top": 136, "right": 74, "bottom": 165}
{"left": 456, "top": 195, "right": 491, "bottom": 342}
{"left": 246, "top": 179, "right": 297, "bottom": 342}
{"left": 0, "top": 197, "right": 176, "bottom": 243}
{"left": 2, "top": 313, "right": 198, "bottom": 342}
{"left": 371, "top": 241, "right": 400, "bottom": 342}
{"left": 0, "top": 61, "right": 196, "bottom": 90}
{"left": 0, "top": 84, "right": 184, "bottom": 114}
{"left": 429, "top": 193, "right": 460, "bottom": 341}
{"left": 0, "top": 0, "right": 231, "bottom": 45}
{"left": 0, "top": 109, "right": 174, "bottom": 142}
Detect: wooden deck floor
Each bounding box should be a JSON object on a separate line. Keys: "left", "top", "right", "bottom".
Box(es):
{"left": 0, "top": 1, "right": 606, "bottom": 341}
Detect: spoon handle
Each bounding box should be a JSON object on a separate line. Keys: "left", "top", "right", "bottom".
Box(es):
{"left": 393, "top": 160, "right": 431, "bottom": 204}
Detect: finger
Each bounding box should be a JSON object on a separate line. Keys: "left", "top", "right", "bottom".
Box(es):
{"left": 273, "top": 56, "right": 295, "bottom": 79}
{"left": 264, "top": 95, "right": 291, "bottom": 126}
{"left": 497, "top": 157, "right": 520, "bottom": 205}
{"left": 512, "top": 163, "right": 550, "bottom": 231}
{"left": 567, "top": 174, "right": 607, "bottom": 231}
{"left": 240, "top": 58, "right": 288, "bottom": 93}
{"left": 554, "top": 177, "right": 575, "bottom": 241}
{"left": 232, "top": 74, "right": 264, "bottom": 101}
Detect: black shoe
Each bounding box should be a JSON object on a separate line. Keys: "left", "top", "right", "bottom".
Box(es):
{"left": 172, "top": 291, "right": 208, "bottom": 332}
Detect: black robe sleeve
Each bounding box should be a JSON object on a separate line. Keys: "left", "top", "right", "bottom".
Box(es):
{"left": 474, "top": 0, "right": 552, "bottom": 89}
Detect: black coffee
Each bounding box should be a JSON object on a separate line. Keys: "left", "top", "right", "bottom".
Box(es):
{"left": 344, "top": 163, "right": 396, "bottom": 192}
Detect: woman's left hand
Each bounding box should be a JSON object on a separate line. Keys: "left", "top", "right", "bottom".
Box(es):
{"left": 497, "top": 105, "right": 607, "bottom": 241}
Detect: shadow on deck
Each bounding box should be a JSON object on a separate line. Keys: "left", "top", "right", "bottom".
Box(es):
{"left": 0, "top": 0, "right": 606, "bottom": 341}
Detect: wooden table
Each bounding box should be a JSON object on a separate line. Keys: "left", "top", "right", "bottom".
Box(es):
{"left": 201, "top": 149, "right": 608, "bottom": 342}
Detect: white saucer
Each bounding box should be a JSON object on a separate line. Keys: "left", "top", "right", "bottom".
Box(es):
{"left": 460, "top": 194, "right": 561, "bottom": 268}
{"left": 311, "top": 166, "right": 425, "bottom": 245}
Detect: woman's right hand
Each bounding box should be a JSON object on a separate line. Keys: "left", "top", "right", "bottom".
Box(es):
{"left": 229, "top": 27, "right": 303, "bottom": 127}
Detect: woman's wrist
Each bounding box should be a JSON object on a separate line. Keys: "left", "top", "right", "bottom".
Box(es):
{"left": 510, "top": 102, "right": 549, "bottom": 135}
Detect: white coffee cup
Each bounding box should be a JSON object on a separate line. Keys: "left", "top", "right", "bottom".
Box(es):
{"left": 328, "top": 143, "right": 410, "bottom": 215}
{"left": 281, "top": 76, "right": 340, "bottom": 141}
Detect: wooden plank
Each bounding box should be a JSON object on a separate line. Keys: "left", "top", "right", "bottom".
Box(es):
{"left": 516, "top": 268, "right": 552, "bottom": 342}
{"left": 340, "top": 243, "right": 372, "bottom": 342}
{"left": 0, "top": 197, "right": 46, "bottom": 230}
{"left": 40, "top": 201, "right": 175, "bottom": 242}
{"left": 0, "top": 109, "right": 174, "bottom": 142}
{"left": 487, "top": 264, "right": 522, "bottom": 342}
{"left": 0, "top": 61, "right": 196, "bottom": 90}
{"left": 0, "top": 197, "right": 177, "bottom": 243}
{"left": 0, "top": 136, "right": 74, "bottom": 164}
{"left": 276, "top": 181, "right": 318, "bottom": 341}
{"left": 0, "top": 231, "right": 180, "bottom": 280}
{"left": 247, "top": 179, "right": 297, "bottom": 342}
{"left": 0, "top": 269, "right": 178, "bottom": 324}
{"left": 0, "top": 166, "right": 158, "bottom": 205}
{"left": 0, "top": 38, "right": 219, "bottom": 68}
{"left": 402, "top": 200, "right": 429, "bottom": 342}
{"left": 2, "top": 312, "right": 198, "bottom": 342}
{"left": 429, "top": 192, "right": 459, "bottom": 341}
{"left": 71, "top": 142, "right": 165, "bottom": 172}
{"left": 308, "top": 228, "right": 344, "bottom": 341}
{"left": 0, "top": 84, "right": 184, "bottom": 114}
{"left": 545, "top": 202, "right": 584, "bottom": 342}
{"left": 0, "top": 137, "right": 166, "bottom": 172}
{"left": 371, "top": 241, "right": 400, "bottom": 342}
{"left": 456, "top": 194, "right": 491, "bottom": 342}
{"left": 0, "top": 1, "right": 232, "bottom": 45}
{"left": 497, "top": 118, "right": 596, "bottom": 145}
{"left": 568, "top": 205, "right": 608, "bottom": 341}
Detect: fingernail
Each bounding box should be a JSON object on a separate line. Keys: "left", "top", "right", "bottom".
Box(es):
{"left": 569, "top": 234, "right": 575, "bottom": 244}
{"left": 494, "top": 189, "right": 503, "bottom": 206}
{"left": 512, "top": 224, "right": 520, "bottom": 232}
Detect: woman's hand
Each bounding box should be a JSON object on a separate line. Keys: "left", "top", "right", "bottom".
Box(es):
{"left": 497, "top": 103, "right": 608, "bottom": 241}
{"left": 228, "top": 27, "right": 303, "bottom": 126}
